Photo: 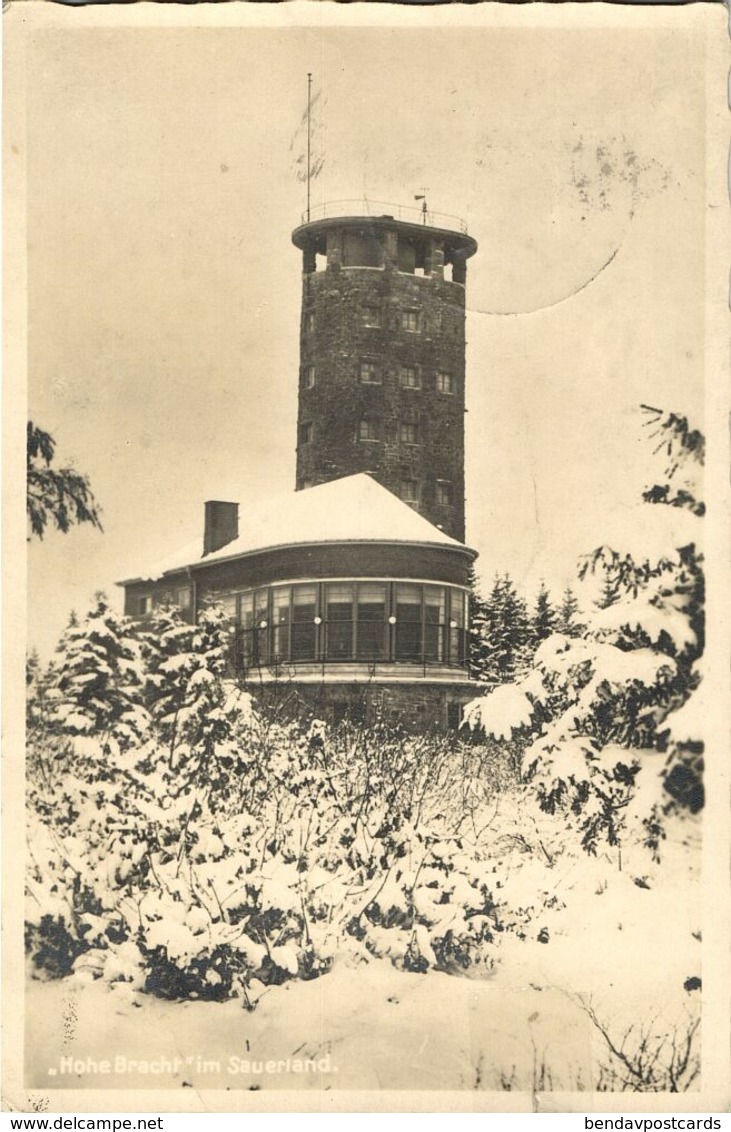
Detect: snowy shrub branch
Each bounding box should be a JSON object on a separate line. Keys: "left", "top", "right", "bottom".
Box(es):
{"left": 464, "top": 407, "right": 705, "bottom": 864}
{"left": 27, "top": 422, "right": 103, "bottom": 540}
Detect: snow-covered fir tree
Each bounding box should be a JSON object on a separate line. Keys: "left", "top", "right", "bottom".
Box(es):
{"left": 26, "top": 650, "right": 61, "bottom": 784}
{"left": 51, "top": 593, "right": 149, "bottom": 759}
{"left": 465, "top": 406, "right": 705, "bottom": 861}
{"left": 26, "top": 421, "right": 102, "bottom": 541}
{"left": 532, "top": 581, "right": 558, "bottom": 644}
{"left": 594, "top": 571, "right": 621, "bottom": 610}
{"left": 470, "top": 573, "right": 533, "bottom": 689}
{"left": 142, "top": 602, "right": 253, "bottom": 799}
{"left": 555, "top": 585, "right": 583, "bottom": 637}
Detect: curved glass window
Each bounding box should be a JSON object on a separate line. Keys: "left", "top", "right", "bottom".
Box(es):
{"left": 424, "top": 586, "right": 446, "bottom": 662}
{"left": 231, "top": 581, "right": 468, "bottom": 675}
{"left": 357, "top": 583, "right": 387, "bottom": 661}
{"left": 395, "top": 584, "right": 422, "bottom": 661}
{"left": 272, "top": 586, "right": 291, "bottom": 660}
{"left": 326, "top": 583, "right": 354, "bottom": 660}
{"left": 253, "top": 589, "right": 269, "bottom": 666}
{"left": 450, "top": 589, "right": 466, "bottom": 665}
{"left": 238, "top": 592, "right": 255, "bottom": 669}
{"left": 291, "top": 584, "right": 317, "bottom": 660}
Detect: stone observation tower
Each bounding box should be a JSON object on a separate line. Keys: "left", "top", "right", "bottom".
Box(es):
{"left": 292, "top": 202, "right": 478, "bottom": 542}
{"left": 120, "top": 199, "right": 480, "bottom": 730}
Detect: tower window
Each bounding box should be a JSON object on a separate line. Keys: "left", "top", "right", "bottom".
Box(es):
{"left": 359, "top": 360, "right": 380, "bottom": 385}
{"left": 399, "top": 422, "right": 418, "bottom": 445}
{"left": 300, "top": 421, "right": 314, "bottom": 445}
{"left": 399, "top": 366, "right": 421, "bottom": 390}
{"left": 362, "top": 306, "right": 381, "bottom": 328}
{"left": 436, "top": 372, "right": 454, "bottom": 394}
{"left": 343, "top": 231, "right": 384, "bottom": 268}
{"left": 359, "top": 419, "right": 379, "bottom": 442}
{"left": 304, "top": 365, "right": 316, "bottom": 389}
{"left": 400, "top": 309, "right": 421, "bottom": 333}
{"left": 401, "top": 479, "right": 419, "bottom": 505}
{"left": 305, "top": 311, "right": 315, "bottom": 333}
{"left": 397, "top": 239, "right": 417, "bottom": 275}
{"left": 436, "top": 480, "right": 453, "bottom": 506}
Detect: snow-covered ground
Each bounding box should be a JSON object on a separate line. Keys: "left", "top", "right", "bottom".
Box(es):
{"left": 26, "top": 828, "right": 701, "bottom": 1094}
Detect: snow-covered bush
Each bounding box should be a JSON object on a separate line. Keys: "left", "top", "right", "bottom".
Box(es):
{"left": 465, "top": 407, "right": 704, "bottom": 865}
{"left": 27, "top": 607, "right": 532, "bottom": 999}
{"left": 26, "top": 719, "right": 515, "bottom": 996}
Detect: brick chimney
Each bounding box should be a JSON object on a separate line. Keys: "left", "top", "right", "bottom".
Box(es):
{"left": 203, "top": 500, "right": 239, "bottom": 556}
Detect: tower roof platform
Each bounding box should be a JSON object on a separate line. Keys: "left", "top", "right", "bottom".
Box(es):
{"left": 292, "top": 199, "right": 478, "bottom": 261}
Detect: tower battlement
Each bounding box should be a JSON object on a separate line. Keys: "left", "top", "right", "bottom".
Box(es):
{"left": 292, "top": 202, "right": 476, "bottom": 281}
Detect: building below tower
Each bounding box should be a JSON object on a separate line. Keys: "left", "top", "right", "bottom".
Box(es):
{"left": 118, "top": 474, "right": 479, "bottom": 731}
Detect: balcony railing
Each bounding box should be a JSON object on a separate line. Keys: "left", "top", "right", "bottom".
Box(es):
{"left": 301, "top": 199, "right": 469, "bottom": 235}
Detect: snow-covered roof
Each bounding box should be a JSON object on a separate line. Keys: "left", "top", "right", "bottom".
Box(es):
{"left": 119, "top": 474, "right": 474, "bottom": 584}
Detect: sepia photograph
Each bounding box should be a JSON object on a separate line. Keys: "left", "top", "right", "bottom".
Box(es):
{"left": 5, "top": 0, "right": 729, "bottom": 1114}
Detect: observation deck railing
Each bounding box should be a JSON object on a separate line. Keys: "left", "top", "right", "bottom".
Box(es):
{"left": 301, "top": 199, "right": 469, "bottom": 235}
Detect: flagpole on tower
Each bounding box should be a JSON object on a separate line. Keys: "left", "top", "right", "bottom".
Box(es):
{"left": 306, "top": 72, "right": 313, "bottom": 222}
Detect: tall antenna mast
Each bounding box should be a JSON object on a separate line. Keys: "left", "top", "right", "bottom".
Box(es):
{"left": 306, "top": 72, "right": 313, "bottom": 222}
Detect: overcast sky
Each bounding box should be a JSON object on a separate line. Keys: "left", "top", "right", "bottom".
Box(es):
{"left": 22, "top": 10, "right": 707, "bottom": 656}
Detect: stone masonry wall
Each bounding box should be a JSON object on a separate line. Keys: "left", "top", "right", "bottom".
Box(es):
{"left": 246, "top": 678, "right": 478, "bottom": 733}
{"left": 296, "top": 265, "right": 467, "bottom": 541}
